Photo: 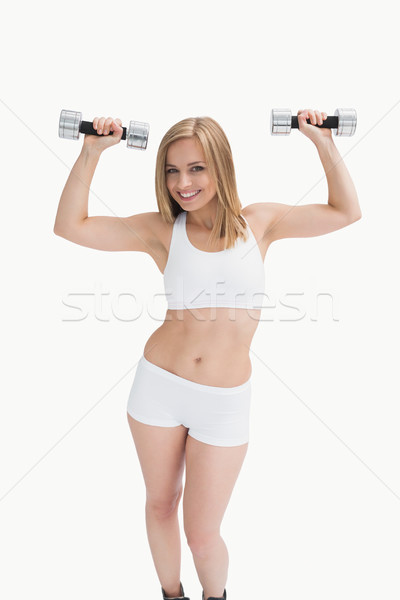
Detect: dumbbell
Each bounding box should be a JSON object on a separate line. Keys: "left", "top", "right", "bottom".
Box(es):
{"left": 270, "top": 108, "right": 357, "bottom": 137}
{"left": 58, "top": 109, "right": 149, "bottom": 150}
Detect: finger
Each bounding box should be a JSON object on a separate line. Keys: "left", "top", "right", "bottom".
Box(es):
{"left": 103, "top": 117, "right": 113, "bottom": 135}
{"left": 93, "top": 116, "right": 98, "bottom": 130}
{"left": 297, "top": 109, "right": 307, "bottom": 125}
{"left": 314, "top": 110, "right": 322, "bottom": 125}
{"left": 297, "top": 109, "right": 309, "bottom": 121}
{"left": 299, "top": 108, "right": 314, "bottom": 124}
{"left": 110, "top": 118, "right": 122, "bottom": 133}
{"left": 308, "top": 109, "right": 316, "bottom": 125}
{"left": 98, "top": 117, "right": 106, "bottom": 134}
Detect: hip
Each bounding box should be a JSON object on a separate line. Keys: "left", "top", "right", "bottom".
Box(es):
{"left": 127, "top": 354, "right": 252, "bottom": 447}
{"left": 143, "top": 325, "right": 253, "bottom": 387}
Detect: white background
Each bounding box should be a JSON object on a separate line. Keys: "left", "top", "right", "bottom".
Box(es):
{"left": 1, "top": 1, "right": 399, "bottom": 599}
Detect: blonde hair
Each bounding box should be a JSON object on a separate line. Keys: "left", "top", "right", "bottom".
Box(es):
{"left": 155, "top": 116, "right": 249, "bottom": 250}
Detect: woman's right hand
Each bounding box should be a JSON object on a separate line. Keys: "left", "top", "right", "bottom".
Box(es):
{"left": 83, "top": 115, "right": 124, "bottom": 152}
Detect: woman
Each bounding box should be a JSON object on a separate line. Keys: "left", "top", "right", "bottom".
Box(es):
{"left": 53, "top": 109, "right": 362, "bottom": 600}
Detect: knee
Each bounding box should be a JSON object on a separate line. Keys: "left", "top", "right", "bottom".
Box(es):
{"left": 185, "top": 531, "right": 221, "bottom": 558}
{"left": 146, "top": 487, "right": 183, "bottom": 519}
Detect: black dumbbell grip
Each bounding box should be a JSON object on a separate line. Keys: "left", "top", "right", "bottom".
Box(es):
{"left": 80, "top": 120, "right": 127, "bottom": 140}
{"left": 291, "top": 116, "right": 339, "bottom": 130}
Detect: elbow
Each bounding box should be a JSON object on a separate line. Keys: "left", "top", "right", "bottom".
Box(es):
{"left": 347, "top": 211, "right": 362, "bottom": 224}
{"left": 53, "top": 223, "right": 68, "bottom": 237}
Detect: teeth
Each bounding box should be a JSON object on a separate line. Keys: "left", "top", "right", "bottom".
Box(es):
{"left": 180, "top": 190, "right": 200, "bottom": 198}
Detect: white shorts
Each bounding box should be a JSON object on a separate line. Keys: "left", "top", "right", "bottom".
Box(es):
{"left": 127, "top": 355, "right": 252, "bottom": 447}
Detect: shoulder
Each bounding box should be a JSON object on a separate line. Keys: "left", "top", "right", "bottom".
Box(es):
{"left": 149, "top": 211, "right": 177, "bottom": 253}
{"left": 241, "top": 203, "right": 275, "bottom": 240}
{"left": 242, "top": 202, "right": 277, "bottom": 221}
{"left": 242, "top": 202, "right": 293, "bottom": 240}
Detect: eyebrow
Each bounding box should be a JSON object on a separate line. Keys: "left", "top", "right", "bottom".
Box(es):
{"left": 165, "top": 161, "right": 205, "bottom": 167}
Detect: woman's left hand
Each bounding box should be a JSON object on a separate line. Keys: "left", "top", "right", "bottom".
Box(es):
{"left": 297, "top": 108, "right": 332, "bottom": 145}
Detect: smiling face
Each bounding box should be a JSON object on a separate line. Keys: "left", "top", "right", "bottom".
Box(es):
{"left": 165, "top": 137, "right": 217, "bottom": 211}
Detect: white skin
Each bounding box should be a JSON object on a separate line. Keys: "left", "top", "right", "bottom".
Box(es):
{"left": 165, "top": 138, "right": 219, "bottom": 230}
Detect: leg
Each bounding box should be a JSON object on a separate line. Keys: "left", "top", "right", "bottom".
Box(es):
{"left": 127, "top": 413, "right": 189, "bottom": 597}
{"left": 183, "top": 434, "right": 248, "bottom": 600}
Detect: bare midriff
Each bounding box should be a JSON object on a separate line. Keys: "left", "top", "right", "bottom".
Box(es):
{"left": 142, "top": 207, "right": 270, "bottom": 388}
{"left": 142, "top": 306, "right": 261, "bottom": 387}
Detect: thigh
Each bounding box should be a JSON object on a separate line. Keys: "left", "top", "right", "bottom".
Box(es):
{"left": 126, "top": 355, "right": 189, "bottom": 508}
{"left": 127, "top": 356, "right": 184, "bottom": 428}
{"left": 182, "top": 434, "right": 248, "bottom": 540}
{"left": 183, "top": 381, "right": 252, "bottom": 448}
{"left": 127, "top": 414, "right": 189, "bottom": 511}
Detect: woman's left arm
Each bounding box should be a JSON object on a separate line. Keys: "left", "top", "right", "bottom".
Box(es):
{"left": 257, "top": 108, "right": 362, "bottom": 242}
{"left": 315, "top": 125, "right": 362, "bottom": 220}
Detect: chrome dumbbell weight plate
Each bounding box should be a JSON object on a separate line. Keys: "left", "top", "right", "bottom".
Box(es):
{"left": 59, "top": 110, "right": 82, "bottom": 140}
{"left": 58, "top": 109, "right": 150, "bottom": 149}
{"left": 126, "top": 120, "right": 149, "bottom": 150}
{"left": 333, "top": 108, "right": 357, "bottom": 137}
{"left": 270, "top": 108, "right": 357, "bottom": 136}
{"left": 269, "top": 108, "right": 292, "bottom": 135}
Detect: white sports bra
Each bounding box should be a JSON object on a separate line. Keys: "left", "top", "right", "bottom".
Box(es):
{"left": 163, "top": 211, "right": 265, "bottom": 310}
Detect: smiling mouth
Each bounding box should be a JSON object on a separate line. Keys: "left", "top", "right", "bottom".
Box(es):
{"left": 178, "top": 190, "right": 201, "bottom": 200}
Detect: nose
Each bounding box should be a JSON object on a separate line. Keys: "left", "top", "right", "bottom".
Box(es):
{"left": 177, "top": 173, "right": 193, "bottom": 188}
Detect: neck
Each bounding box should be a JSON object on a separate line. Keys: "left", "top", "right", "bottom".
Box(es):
{"left": 185, "top": 200, "right": 219, "bottom": 230}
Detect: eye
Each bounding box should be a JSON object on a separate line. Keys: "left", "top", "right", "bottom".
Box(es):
{"left": 166, "top": 166, "right": 204, "bottom": 174}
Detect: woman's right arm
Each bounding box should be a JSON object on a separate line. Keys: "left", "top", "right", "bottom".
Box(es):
{"left": 53, "top": 116, "right": 157, "bottom": 253}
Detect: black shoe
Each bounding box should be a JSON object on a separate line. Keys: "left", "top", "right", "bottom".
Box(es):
{"left": 161, "top": 581, "right": 190, "bottom": 600}
{"left": 202, "top": 589, "right": 227, "bottom": 600}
